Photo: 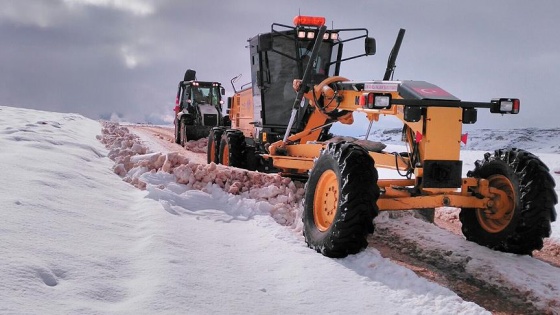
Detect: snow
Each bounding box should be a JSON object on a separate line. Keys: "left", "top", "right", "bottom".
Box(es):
{"left": 0, "top": 105, "right": 559, "bottom": 314}
{"left": 365, "top": 127, "right": 560, "bottom": 154}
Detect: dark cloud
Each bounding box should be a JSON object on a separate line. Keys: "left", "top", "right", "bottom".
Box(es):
{"left": 0, "top": 0, "right": 558, "bottom": 130}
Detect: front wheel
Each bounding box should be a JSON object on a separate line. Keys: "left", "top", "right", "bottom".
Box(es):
{"left": 174, "top": 118, "right": 181, "bottom": 144}
{"left": 303, "top": 142, "right": 380, "bottom": 258}
{"left": 179, "top": 120, "right": 188, "bottom": 147}
{"left": 459, "top": 148, "right": 557, "bottom": 255}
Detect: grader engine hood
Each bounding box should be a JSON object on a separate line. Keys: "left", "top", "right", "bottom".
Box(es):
{"left": 197, "top": 104, "right": 219, "bottom": 126}
{"left": 398, "top": 81, "right": 460, "bottom": 101}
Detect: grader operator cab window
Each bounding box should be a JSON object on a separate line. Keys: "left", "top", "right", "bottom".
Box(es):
{"left": 253, "top": 28, "right": 335, "bottom": 127}
{"left": 248, "top": 15, "right": 377, "bottom": 134}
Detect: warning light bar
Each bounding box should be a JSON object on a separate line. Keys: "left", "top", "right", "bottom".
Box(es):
{"left": 293, "top": 15, "right": 325, "bottom": 27}
{"left": 490, "top": 98, "right": 520, "bottom": 114}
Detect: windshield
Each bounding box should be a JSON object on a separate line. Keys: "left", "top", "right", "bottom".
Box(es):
{"left": 188, "top": 86, "right": 221, "bottom": 106}
{"left": 261, "top": 35, "right": 334, "bottom": 126}
{"left": 296, "top": 41, "right": 331, "bottom": 80}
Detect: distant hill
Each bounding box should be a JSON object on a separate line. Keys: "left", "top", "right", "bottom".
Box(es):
{"left": 365, "top": 128, "right": 560, "bottom": 154}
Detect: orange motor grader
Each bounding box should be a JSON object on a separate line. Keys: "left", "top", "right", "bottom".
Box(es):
{"left": 208, "top": 16, "right": 557, "bottom": 258}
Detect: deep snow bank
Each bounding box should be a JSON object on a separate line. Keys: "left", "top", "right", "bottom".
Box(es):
{"left": 97, "top": 122, "right": 305, "bottom": 226}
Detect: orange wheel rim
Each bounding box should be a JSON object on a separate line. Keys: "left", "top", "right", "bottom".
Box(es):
{"left": 476, "top": 174, "right": 515, "bottom": 233}
{"left": 210, "top": 141, "right": 216, "bottom": 162}
{"left": 222, "top": 144, "right": 229, "bottom": 165}
{"left": 313, "top": 170, "right": 339, "bottom": 232}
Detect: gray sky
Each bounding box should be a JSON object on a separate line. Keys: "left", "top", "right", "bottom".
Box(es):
{"left": 1, "top": 0, "right": 558, "bottom": 130}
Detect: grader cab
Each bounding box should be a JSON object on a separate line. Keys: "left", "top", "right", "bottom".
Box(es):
{"left": 208, "top": 16, "right": 557, "bottom": 258}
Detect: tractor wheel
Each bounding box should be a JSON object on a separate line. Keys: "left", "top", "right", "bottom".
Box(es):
{"left": 219, "top": 130, "right": 245, "bottom": 168}
{"left": 179, "top": 120, "right": 188, "bottom": 147}
{"left": 303, "top": 142, "right": 380, "bottom": 258}
{"left": 207, "top": 127, "right": 225, "bottom": 164}
{"left": 174, "top": 119, "right": 181, "bottom": 144}
{"left": 459, "top": 148, "right": 557, "bottom": 255}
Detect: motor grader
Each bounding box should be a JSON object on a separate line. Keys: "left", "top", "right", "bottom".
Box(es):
{"left": 208, "top": 16, "right": 557, "bottom": 258}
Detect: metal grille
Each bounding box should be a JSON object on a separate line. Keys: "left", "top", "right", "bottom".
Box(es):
{"left": 203, "top": 114, "right": 218, "bottom": 126}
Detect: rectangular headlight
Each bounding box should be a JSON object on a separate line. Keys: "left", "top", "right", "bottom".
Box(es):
{"left": 490, "top": 98, "right": 520, "bottom": 114}
{"left": 364, "top": 93, "right": 392, "bottom": 109}
{"left": 500, "top": 100, "right": 513, "bottom": 112}
{"left": 374, "top": 95, "right": 391, "bottom": 108}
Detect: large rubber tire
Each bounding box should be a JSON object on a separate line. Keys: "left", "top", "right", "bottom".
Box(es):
{"left": 459, "top": 148, "right": 557, "bottom": 255}
{"left": 207, "top": 127, "right": 225, "bottom": 164}
{"left": 179, "top": 120, "right": 188, "bottom": 147}
{"left": 174, "top": 119, "right": 181, "bottom": 144}
{"left": 219, "top": 130, "right": 245, "bottom": 168}
{"left": 303, "top": 142, "right": 380, "bottom": 258}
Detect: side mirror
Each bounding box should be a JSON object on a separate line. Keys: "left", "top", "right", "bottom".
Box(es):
{"left": 365, "top": 37, "right": 376, "bottom": 56}
{"left": 258, "top": 33, "right": 273, "bottom": 52}
{"left": 221, "top": 87, "right": 225, "bottom": 95}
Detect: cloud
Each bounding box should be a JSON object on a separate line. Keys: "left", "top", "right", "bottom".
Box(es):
{"left": 120, "top": 45, "right": 141, "bottom": 69}
{"left": 0, "top": 0, "right": 559, "bottom": 129}
{"left": 63, "top": 0, "right": 154, "bottom": 16}
{"left": 0, "top": 1, "right": 67, "bottom": 28}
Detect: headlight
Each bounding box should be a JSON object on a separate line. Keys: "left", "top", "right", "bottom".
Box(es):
{"left": 360, "top": 93, "right": 392, "bottom": 109}
{"left": 490, "top": 98, "right": 520, "bottom": 114}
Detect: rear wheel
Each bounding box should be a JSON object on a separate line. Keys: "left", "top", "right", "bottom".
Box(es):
{"left": 460, "top": 148, "right": 557, "bottom": 255}
{"left": 219, "top": 130, "right": 245, "bottom": 168}
{"left": 207, "top": 127, "right": 225, "bottom": 164}
{"left": 174, "top": 118, "right": 181, "bottom": 144}
{"left": 179, "top": 120, "right": 188, "bottom": 147}
{"left": 303, "top": 142, "right": 380, "bottom": 258}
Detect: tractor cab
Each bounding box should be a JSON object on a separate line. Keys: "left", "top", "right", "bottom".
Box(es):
{"left": 173, "top": 69, "right": 227, "bottom": 144}
{"left": 245, "top": 16, "right": 375, "bottom": 143}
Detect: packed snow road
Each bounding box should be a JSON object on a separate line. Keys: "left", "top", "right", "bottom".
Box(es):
{"left": 123, "top": 124, "right": 560, "bottom": 314}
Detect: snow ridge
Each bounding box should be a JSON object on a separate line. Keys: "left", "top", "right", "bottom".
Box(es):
{"left": 98, "top": 122, "right": 305, "bottom": 227}
{"left": 367, "top": 127, "right": 560, "bottom": 153}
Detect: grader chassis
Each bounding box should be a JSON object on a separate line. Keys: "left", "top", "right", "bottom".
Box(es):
{"left": 209, "top": 16, "right": 557, "bottom": 258}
